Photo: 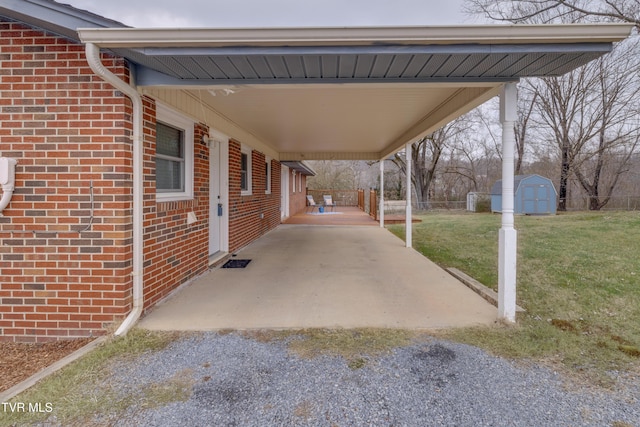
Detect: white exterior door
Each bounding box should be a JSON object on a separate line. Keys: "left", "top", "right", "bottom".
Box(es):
{"left": 281, "top": 165, "right": 289, "bottom": 220}
{"left": 209, "top": 140, "right": 222, "bottom": 255}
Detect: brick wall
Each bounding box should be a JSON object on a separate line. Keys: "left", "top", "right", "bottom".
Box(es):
{"left": 228, "top": 140, "right": 281, "bottom": 252}
{"left": 141, "top": 98, "right": 210, "bottom": 309}
{"left": 0, "top": 19, "right": 133, "bottom": 342}
{"left": 0, "top": 18, "right": 288, "bottom": 341}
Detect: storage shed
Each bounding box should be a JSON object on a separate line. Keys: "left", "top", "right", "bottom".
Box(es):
{"left": 491, "top": 174, "right": 557, "bottom": 215}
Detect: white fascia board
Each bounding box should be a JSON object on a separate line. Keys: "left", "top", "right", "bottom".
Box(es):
{"left": 279, "top": 152, "right": 381, "bottom": 161}
{"left": 77, "top": 23, "right": 633, "bottom": 49}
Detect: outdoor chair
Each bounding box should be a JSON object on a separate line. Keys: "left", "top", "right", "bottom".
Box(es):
{"left": 306, "top": 195, "right": 319, "bottom": 213}
{"left": 323, "top": 195, "right": 337, "bottom": 211}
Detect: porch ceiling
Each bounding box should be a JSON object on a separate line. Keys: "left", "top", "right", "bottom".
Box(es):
{"left": 77, "top": 24, "right": 633, "bottom": 161}
{"left": 193, "top": 83, "right": 499, "bottom": 161}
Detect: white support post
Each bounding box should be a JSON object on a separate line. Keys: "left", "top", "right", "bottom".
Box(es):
{"left": 498, "top": 82, "right": 518, "bottom": 322}
{"left": 379, "top": 160, "right": 385, "bottom": 227}
{"left": 405, "top": 144, "right": 412, "bottom": 248}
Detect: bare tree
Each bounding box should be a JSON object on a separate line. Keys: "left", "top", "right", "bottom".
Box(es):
{"left": 307, "top": 160, "right": 379, "bottom": 191}
{"left": 442, "top": 103, "right": 503, "bottom": 194}
{"left": 571, "top": 44, "right": 640, "bottom": 209}
{"left": 307, "top": 160, "right": 358, "bottom": 190}
{"left": 391, "top": 118, "right": 470, "bottom": 209}
{"left": 392, "top": 134, "right": 443, "bottom": 209}
{"left": 531, "top": 61, "right": 603, "bottom": 210}
{"left": 529, "top": 41, "right": 640, "bottom": 210}
{"left": 465, "top": 0, "right": 640, "bottom": 28}
{"left": 465, "top": 0, "right": 640, "bottom": 210}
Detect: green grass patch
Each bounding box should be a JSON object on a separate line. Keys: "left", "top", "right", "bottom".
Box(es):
{"left": 287, "top": 328, "right": 415, "bottom": 360}
{"left": 389, "top": 211, "right": 640, "bottom": 386}
{"left": 0, "top": 329, "right": 183, "bottom": 427}
{"left": 244, "top": 328, "right": 416, "bottom": 369}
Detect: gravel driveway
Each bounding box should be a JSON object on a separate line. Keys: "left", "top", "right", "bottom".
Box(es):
{"left": 90, "top": 332, "right": 638, "bottom": 426}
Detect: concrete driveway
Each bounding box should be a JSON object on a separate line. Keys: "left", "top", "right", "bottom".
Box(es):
{"left": 139, "top": 225, "right": 497, "bottom": 330}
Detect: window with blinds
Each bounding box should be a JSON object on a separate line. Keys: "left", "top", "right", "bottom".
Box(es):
{"left": 265, "top": 159, "right": 271, "bottom": 194}
{"left": 156, "top": 121, "right": 185, "bottom": 192}
{"left": 240, "top": 152, "right": 248, "bottom": 191}
{"left": 240, "top": 144, "right": 252, "bottom": 195}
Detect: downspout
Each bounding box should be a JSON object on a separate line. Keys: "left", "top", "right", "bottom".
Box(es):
{"left": 85, "top": 43, "right": 143, "bottom": 336}
{"left": 0, "top": 158, "right": 18, "bottom": 216}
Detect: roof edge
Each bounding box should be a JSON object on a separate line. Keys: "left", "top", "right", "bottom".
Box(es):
{"left": 0, "top": 0, "right": 127, "bottom": 41}
{"left": 280, "top": 161, "right": 316, "bottom": 176}
{"left": 78, "top": 23, "right": 633, "bottom": 48}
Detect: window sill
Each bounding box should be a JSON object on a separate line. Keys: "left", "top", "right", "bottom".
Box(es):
{"left": 156, "top": 193, "right": 194, "bottom": 203}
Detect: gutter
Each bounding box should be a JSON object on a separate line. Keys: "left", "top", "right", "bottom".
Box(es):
{"left": 77, "top": 23, "right": 634, "bottom": 48}
{"left": 85, "top": 43, "right": 143, "bottom": 336}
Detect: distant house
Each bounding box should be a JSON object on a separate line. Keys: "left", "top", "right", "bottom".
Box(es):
{"left": 491, "top": 175, "right": 557, "bottom": 215}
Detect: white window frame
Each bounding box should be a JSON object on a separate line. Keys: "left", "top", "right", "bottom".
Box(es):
{"left": 155, "top": 103, "right": 194, "bottom": 202}
{"left": 292, "top": 171, "right": 296, "bottom": 193}
{"left": 241, "top": 143, "right": 252, "bottom": 196}
{"left": 265, "top": 157, "right": 272, "bottom": 194}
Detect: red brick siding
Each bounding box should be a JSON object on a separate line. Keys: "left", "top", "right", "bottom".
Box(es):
{"left": 0, "top": 19, "right": 132, "bottom": 342}
{"left": 141, "top": 98, "right": 209, "bottom": 309}
{"left": 0, "top": 19, "right": 287, "bottom": 342}
{"left": 228, "top": 140, "right": 280, "bottom": 252}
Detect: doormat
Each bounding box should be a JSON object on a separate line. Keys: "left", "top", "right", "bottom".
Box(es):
{"left": 222, "top": 259, "right": 251, "bottom": 269}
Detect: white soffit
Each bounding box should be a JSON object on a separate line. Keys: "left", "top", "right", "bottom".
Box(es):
{"left": 196, "top": 83, "right": 500, "bottom": 160}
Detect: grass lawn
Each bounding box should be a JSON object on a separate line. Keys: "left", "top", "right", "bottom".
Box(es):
{"left": 389, "top": 210, "right": 640, "bottom": 385}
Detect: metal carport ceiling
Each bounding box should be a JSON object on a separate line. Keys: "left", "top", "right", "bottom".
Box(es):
{"left": 77, "top": 24, "right": 633, "bottom": 160}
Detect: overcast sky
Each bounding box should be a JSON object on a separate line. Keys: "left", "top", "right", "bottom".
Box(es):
{"left": 62, "top": 0, "right": 476, "bottom": 28}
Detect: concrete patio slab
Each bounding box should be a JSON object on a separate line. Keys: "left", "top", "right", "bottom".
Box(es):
{"left": 281, "top": 206, "right": 421, "bottom": 226}
{"left": 282, "top": 206, "right": 378, "bottom": 226}
{"left": 138, "top": 225, "right": 498, "bottom": 331}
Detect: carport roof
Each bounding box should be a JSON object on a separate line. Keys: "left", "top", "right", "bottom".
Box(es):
{"left": 75, "top": 24, "right": 631, "bottom": 161}
{"left": 3, "top": 1, "right": 631, "bottom": 161}
{"left": 77, "top": 25, "right": 631, "bottom": 83}
{"left": 77, "top": 25, "right": 632, "bottom": 88}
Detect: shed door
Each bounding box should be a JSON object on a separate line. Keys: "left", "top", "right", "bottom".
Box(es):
{"left": 536, "top": 185, "right": 551, "bottom": 213}
{"left": 522, "top": 184, "right": 551, "bottom": 214}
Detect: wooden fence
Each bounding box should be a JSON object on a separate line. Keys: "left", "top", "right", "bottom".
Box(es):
{"left": 356, "top": 189, "right": 376, "bottom": 218}
{"left": 369, "top": 189, "right": 377, "bottom": 220}
{"left": 357, "top": 189, "right": 365, "bottom": 211}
